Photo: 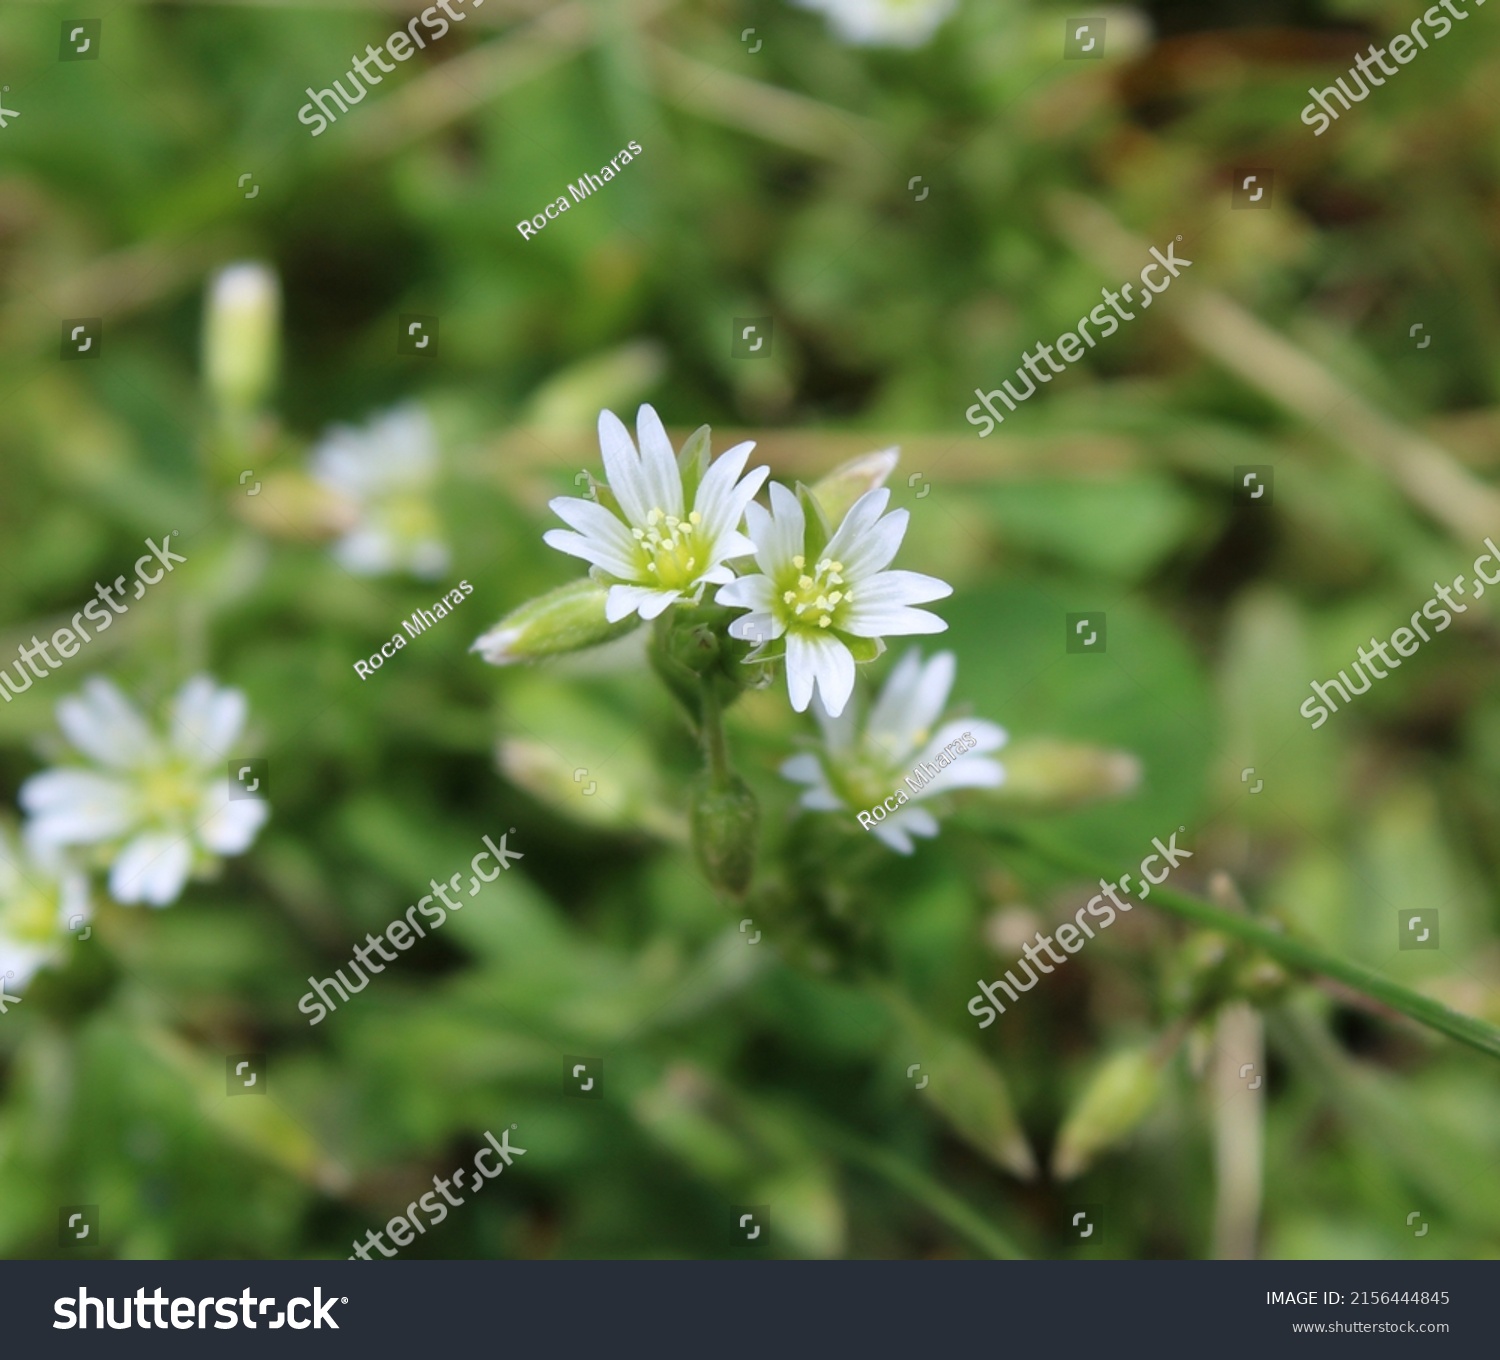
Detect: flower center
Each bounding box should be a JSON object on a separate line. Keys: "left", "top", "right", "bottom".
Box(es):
{"left": 3, "top": 882, "right": 59, "bottom": 945}
{"left": 777, "top": 555, "right": 853, "bottom": 632}
{"left": 829, "top": 754, "right": 896, "bottom": 812}
{"left": 139, "top": 763, "right": 203, "bottom": 824}
{"left": 633, "top": 508, "right": 706, "bottom": 590}
{"left": 376, "top": 491, "right": 441, "bottom": 545}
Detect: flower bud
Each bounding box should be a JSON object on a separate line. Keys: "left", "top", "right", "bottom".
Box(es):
{"left": 1163, "top": 930, "right": 1236, "bottom": 1016}
{"left": 648, "top": 602, "right": 756, "bottom": 711}
{"left": 689, "top": 772, "right": 759, "bottom": 896}
{"left": 204, "top": 262, "right": 280, "bottom": 415}
{"left": 810, "top": 447, "right": 900, "bottom": 524}
{"left": 497, "top": 736, "right": 684, "bottom": 839}
{"left": 993, "top": 739, "right": 1141, "bottom": 811}
{"left": 1051, "top": 1045, "right": 1163, "bottom": 1180}
{"left": 472, "top": 580, "right": 640, "bottom": 666}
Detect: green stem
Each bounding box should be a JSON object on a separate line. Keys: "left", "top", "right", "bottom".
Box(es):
{"left": 993, "top": 824, "right": 1500, "bottom": 1064}
{"left": 699, "top": 681, "right": 730, "bottom": 789}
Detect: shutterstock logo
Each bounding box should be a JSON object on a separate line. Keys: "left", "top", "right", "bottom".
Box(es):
{"left": 55, "top": 1287, "right": 346, "bottom": 1330}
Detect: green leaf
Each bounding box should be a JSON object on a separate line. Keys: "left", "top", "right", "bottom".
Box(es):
{"left": 879, "top": 988, "right": 1037, "bottom": 1179}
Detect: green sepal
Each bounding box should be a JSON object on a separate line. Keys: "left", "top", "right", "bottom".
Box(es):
{"left": 470, "top": 578, "right": 640, "bottom": 665}
{"left": 648, "top": 603, "right": 755, "bottom": 713}
{"left": 796, "top": 482, "right": 833, "bottom": 561}
{"left": 568, "top": 468, "right": 621, "bottom": 517}
{"left": 676, "top": 424, "right": 712, "bottom": 504}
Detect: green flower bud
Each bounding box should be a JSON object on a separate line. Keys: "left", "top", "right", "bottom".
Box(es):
{"left": 648, "top": 602, "right": 758, "bottom": 711}
{"left": 1235, "top": 955, "right": 1291, "bottom": 1005}
{"left": 497, "top": 736, "right": 685, "bottom": 839}
{"left": 689, "top": 772, "right": 759, "bottom": 896}
{"left": 1163, "top": 930, "right": 1238, "bottom": 1016}
{"left": 471, "top": 580, "right": 640, "bottom": 666}
{"left": 993, "top": 739, "right": 1142, "bottom": 811}
{"left": 204, "top": 262, "right": 280, "bottom": 415}
{"left": 810, "top": 447, "right": 900, "bottom": 525}
{"left": 1051, "top": 1045, "right": 1163, "bottom": 1181}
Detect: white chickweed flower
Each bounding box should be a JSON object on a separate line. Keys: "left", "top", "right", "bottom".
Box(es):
{"left": 543, "top": 404, "right": 769, "bottom": 624}
{"left": 20, "top": 677, "right": 269, "bottom": 907}
{"left": 0, "top": 828, "right": 90, "bottom": 992}
{"left": 790, "top": 0, "right": 957, "bottom": 49}
{"left": 310, "top": 403, "right": 450, "bottom": 580}
{"left": 781, "top": 650, "right": 1006, "bottom": 853}
{"left": 716, "top": 484, "right": 951, "bottom": 717}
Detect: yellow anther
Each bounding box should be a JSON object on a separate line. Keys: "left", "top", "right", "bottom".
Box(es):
{"left": 792, "top": 555, "right": 805, "bottom": 569}
{"left": 798, "top": 575, "right": 813, "bottom": 589}
{"left": 818, "top": 615, "right": 832, "bottom": 627}
{"left": 689, "top": 511, "right": 702, "bottom": 525}
{"left": 783, "top": 591, "right": 796, "bottom": 604}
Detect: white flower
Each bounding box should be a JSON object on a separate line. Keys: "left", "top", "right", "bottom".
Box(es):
{"left": 20, "top": 677, "right": 269, "bottom": 907}
{"left": 543, "top": 405, "right": 769, "bottom": 624}
{"left": 716, "top": 484, "right": 951, "bottom": 717}
{"left": 0, "top": 828, "right": 90, "bottom": 992}
{"left": 310, "top": 404, "right": 450, "bottom": 579}
{"left": 790, "top": 0, "right": 956, "bottom": 48}
{"left": 781, "top": 649, "right": 1006, "bottom": 853}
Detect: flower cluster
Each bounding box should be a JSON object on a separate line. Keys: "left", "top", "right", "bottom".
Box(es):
{"left": 479, "top": 403, "right": 1008, "bottom": 865}
{"left": 497, "top": 403, "right": 952, "bottom": 721}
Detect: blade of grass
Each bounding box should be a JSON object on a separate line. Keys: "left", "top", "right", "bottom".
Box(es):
{"left": 994, "top": 824, "right": 1500, "bottom": 1063}
{"left": 803, "top": 1114, "right": 1029, "bottom": 1260}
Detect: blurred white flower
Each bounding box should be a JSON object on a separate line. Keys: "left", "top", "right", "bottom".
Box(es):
{"left": 0, "top": 827, "right": 89, "bottom": 991}
{"left": 20, "top": 677, "right": 269, "bottom": 907}
{"left": 780, "top": 649, "right": 1005, "bottom": 853}
{"left": 717, "top": 485, "right": 951, "bottom": 717}
{"left": 544, "top": 405, "right": 769, "bottom": 624}
{"left": 311, "top": 404, "right": 450, "bottom": 579}
{"left": 791, "top": 0, "right": 957, "bottom": 48}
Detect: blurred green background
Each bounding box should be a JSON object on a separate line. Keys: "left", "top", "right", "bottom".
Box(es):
{"left": 0, "top": 0, "right": 1498, "bottom": 1259}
